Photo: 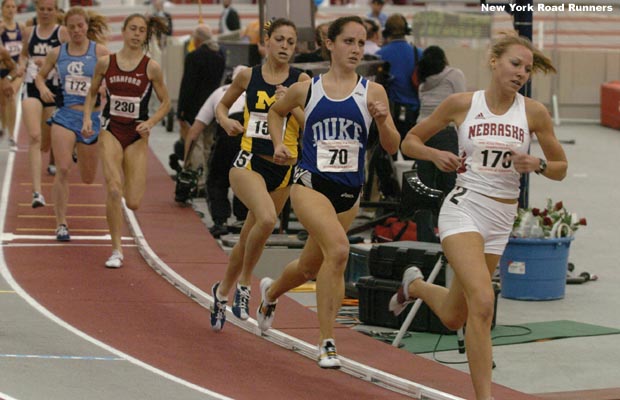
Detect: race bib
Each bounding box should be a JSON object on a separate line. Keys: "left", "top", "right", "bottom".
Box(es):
{"left": 246, "top": 112, "right": 270, "bottom": 140}
{"left": 233, "top": 150, "right": 253, "bottom": 169}
{"left": 316, "top": 140, "right": 359, "bottom": 173}
{"left": 65, "top": 75, "right": 91, "bottom": 97}
{"left": 26, "top": 58, "right": 40, "bottom": 80}
{"left": 109, "top": 94, "right": 140, "bottom": 119}
{"left": 5, "top": 40, "right": 21, "bottom": 57}
{"left": 471, "top": 139, "right": 518, "bottom": 174}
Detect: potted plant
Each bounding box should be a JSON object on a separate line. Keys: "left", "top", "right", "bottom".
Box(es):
{"left": 511, "top": 199, "right": 587, "bottom": 239}
{"left": 499, "top": 199, "right": 587, "bottom": 301}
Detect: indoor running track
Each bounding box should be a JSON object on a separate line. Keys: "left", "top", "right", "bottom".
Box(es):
{"left": 0, "top": 132, "right": 540, "bottom": 400}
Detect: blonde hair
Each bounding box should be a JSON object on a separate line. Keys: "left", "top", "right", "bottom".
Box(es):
{"left": 490, "top": 34, "right": 556, "bottom": 74}
{"left": 65, "top": 6, "right": 109, "bottom": 44}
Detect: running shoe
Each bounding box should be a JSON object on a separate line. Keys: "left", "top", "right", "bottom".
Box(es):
{"left": 105, "top": 250, "right": 124, "bottom": 268}
{"left": 318, "top": 339, "right": 341, "bottom": 369}
{"left": 56, "top": 224, "right": 70, "bottom": 242}
{"left": 256, "top": 277, "right": 278, "bottom": 332}
{"left": 232, "top": 283, "right": 251, "bottom": 320}
{"left": 388, "top": 266, "right": 424, "bottom": 316}
{"left": 210, "top": 282, "right": 228, "bottom": 332}
{"left": 47, "top": 164, "right": 56, "bottom": 176}
{"left": 32, "top": 192, "right": 46, "bottom": 208}
{"left": 9, "top": 138, "right": 17, "bottom": 152}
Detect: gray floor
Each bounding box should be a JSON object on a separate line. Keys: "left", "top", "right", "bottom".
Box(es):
{"left": 2, "top": 120, "right": 619, "bottom": 399}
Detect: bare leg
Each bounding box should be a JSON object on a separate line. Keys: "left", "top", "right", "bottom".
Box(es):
{"left": 218, "top": 167, "right": 290, "bottom": 296}
{"left": 407, "top": 232, "right": 497, "bottom": 400}
{"left": 50, "top": 124, "right": 77, "bottom": 227}
{"left": 289, "top": 184, "right": 358, "bottom": 342}
{"left": 22, "top": 99, "right": 44, "bottom": 195}
{"left": 99, "top": 130, "right": 125, "bottom": 254}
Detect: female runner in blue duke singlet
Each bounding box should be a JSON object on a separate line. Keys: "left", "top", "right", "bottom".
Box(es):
{"left": 258, "top": 16, "right": 400, "bottom": 369}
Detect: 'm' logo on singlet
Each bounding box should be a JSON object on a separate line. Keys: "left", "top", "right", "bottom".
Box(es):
{"left": 33, "top": 43, "right": 53, "bottom": 56}
{"left": 68, "top": 61, "right": 85, "bottom": 76}
{"left": 254, "top": 90, "right": 276, "bottom": 110}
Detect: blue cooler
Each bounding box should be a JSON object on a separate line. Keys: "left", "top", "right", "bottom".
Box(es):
{"left": 499, "top": 237, "right": 573, "bottom": 300}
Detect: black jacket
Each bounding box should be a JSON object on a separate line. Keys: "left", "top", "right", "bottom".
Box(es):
{"left": 177, "top": 45, "right": 226, "bottom": 123}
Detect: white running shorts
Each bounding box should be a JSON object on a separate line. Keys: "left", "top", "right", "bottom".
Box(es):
{"left": 438, "top": 186, "right": 518, "bottom": 255}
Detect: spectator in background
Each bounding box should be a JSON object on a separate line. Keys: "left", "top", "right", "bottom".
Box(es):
{"left": 176, "top": 25, "right": 225, "bottom": 175}
{"left": 413, "top": 45, "right": 466, "bottom": 240}
{"left": 183, "top": 65, "right": 249, "bottom": 238}
{"left": 363, "top": 18, "right": 381, "bottom": 56}
{"left": 293, "top": 22, "right": 329, "bottom": 63}
{"left": 377, "top": 13, "right": 422, "bottom": 142}
{"left": 240, "top": 19, "right": 266, "bottom": 58}
{"left": 415, "top": 45, "right": 466, "bottom": 197}
{"left": 17, "top": 0, "right": 34, "bottom": 13}
{"left": 219, "top": 0, "right": 239, "bottom": 34}
{"left": 367, "top": 0, "right": 387, "bottom": 28}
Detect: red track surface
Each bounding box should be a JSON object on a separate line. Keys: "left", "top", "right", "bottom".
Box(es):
{"left": 3, "top": 136, "right": 541, "bottom": 400}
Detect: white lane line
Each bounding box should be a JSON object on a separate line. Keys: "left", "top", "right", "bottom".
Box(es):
{"left": 1, "top": 233, "right": 134, "bottom": 242}
{"left": 124, "top": 206, "right": 464, "bottom": 400}
{"left": 0, "top": 390, "right": 20, "bottom": 400}
{"left": 0, "top": 146, "right": 232, "bottom": 400}
{"left": 0, "top": 354, "right": 124, "bottom": 361}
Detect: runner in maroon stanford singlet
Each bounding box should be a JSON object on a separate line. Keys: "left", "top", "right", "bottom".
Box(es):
{"left": 81, "top": 13, "right": 170, "bottom": 269}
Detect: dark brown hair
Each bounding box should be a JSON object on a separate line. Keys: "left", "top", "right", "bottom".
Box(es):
{"left": 263, "top": 17, "right": 296, "bottom": 38}
{"left": 322, "top": 15, "right": 365, "bottom": 62}
{"left": 122, "top": 13, "right": 168, "bottom": 52}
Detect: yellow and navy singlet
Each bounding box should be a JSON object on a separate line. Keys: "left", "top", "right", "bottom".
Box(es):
{"left": 241, "top": 65, "right": 301, "bottom": 158}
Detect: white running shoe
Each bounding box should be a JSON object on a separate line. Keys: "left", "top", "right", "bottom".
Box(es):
{"left": 9, "top": 138, "right": 17, "bottom": 152}
{"left": 32, "top": 192, "right": 46, "bottom": 208}
{"left": 388, "top": 266, "right": 424, "bottom": 316}
{"left": 105, "top": 250, "right": 124, "bottom": 268}
{"left": 318, "top": 339, "right": 341, "bottom": 369}
{"left": 47, "top": 164, "right": 56, "bottom": 176}
{"left": 256, "top": 277, "right": 277, "bottom": 332}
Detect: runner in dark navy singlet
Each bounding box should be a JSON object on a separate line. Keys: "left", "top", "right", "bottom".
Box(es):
{"left": 209, "top": 18, "right": 310, "bottom": 332}
{"left": 0, "top": 0, "right": 25, "bottom": 148}
{"left": 82, "top": 13, "right": 170, "bottom": 269}
{"left": 16, "top": 0, "right": 69, "bottom": 208}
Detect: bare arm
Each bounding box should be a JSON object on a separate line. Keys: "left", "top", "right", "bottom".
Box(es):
{"left": 58, "top": 26, "right": 70, "bottom": 44}
{"left": 401, "top": 92, "right": 469, "bottom": 172}
{"left": 82, "top": 56, "right": 109, "bottom": 137}
{"left": 286, "top": 72, "right": 311, "bottom": 128}
{"left": 136, "top": 59, "right": 170, "bottom": 137}
{"left": 183, "top": 120, "right": 208, "bottom": 161}
{"left": 215, "top": 67, "right": 249, "bottom": 136}
{"left": 16, "top": 25, "right": 31, "bottom": 77}
{"left": 268, "top": 80, "right": 309, "bottom": 164}
{"left": 367, "top": 82, "right": 401, "bottom": 155}
{"left": 509, "top": 99, "right": 567, "bottom": 180}
{"left": 34, "top": 46, "right": 59, "bottom": 104}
